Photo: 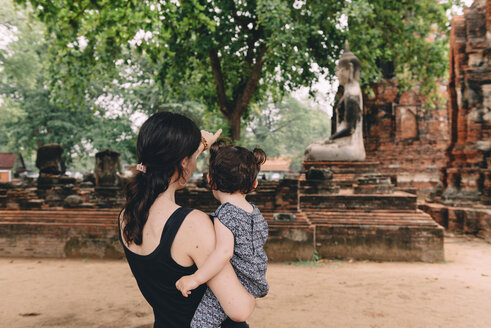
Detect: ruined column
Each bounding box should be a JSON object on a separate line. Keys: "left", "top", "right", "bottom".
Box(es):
{"left": 443, "top": 0, "right": 491, "bottom": 205}
{"left": 94, "top": 149, "right": 123, "bottom": 206}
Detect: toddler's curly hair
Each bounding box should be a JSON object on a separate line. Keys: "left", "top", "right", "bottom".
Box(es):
{"left": 208, "top": 139, "right": 266, "bottom": 194}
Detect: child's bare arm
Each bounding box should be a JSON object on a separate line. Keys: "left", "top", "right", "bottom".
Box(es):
{"left": 175, "top": 218, "right": 234, "bottom": 297}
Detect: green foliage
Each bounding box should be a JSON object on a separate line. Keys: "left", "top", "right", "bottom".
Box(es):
{"left": 240, "top": 96, "right": 330, "bottom": 170}
{"left": 15, "top": 0, "right": 346, "bottom": 139}
{"left": 3, "top": 0, "right": 465, "bottom": 168}
{"left": 345, "top": 0, "right": 462, "bottom": 95}
{"left": 0, "top": 0, "right": 136, "bottom": 169}
{"left": 14, "top": 0, "right": 461, "bottom": 140}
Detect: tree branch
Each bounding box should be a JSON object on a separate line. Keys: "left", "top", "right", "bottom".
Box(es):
{"left": 209, "top": 49, "right": 230, "bottom": 117}
{"left": 234, "top": 44, "right": 267, "bottom": 116}
{"left": 270, "top": 117, "right": 300, "bottom": 134}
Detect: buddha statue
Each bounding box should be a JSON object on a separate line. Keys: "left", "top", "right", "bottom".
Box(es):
{"left": 305, "top": 41, "right": 366, "bottom": 161}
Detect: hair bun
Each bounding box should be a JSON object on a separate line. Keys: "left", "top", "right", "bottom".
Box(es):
{"left": 253, "top": 148, "right": 267, "bottom": 166}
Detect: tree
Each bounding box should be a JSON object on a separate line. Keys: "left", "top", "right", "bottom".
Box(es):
{"left": 0, "top": 0, "right": 136, "bottom": 167}
{"left": 15, "top": 0, "right": 346, "bottom": 139}
{"left": 15, "top": 0, "right": 460, "bottom": 141}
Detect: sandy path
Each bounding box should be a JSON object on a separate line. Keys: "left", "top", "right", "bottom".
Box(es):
{"left": 1, "top": 237, "right": 490, "bottom": 328}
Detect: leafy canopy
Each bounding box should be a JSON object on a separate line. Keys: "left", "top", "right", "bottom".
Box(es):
{"left": 15, "top": 0, "right": 346, "bottom": 139}
{"left": 0, "top": 0, "right": 136, "bottom": 167}
{"left": 12, "top": 0, "right": 461, "bottom": 141}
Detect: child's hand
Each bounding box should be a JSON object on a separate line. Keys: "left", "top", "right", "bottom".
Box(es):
{"left": 175, "top": 275, "right": 200, "bottom": 297}
{"left": 201, "top": 129, "right": 222, "bottom": 148}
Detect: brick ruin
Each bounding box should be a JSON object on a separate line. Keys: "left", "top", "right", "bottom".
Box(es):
{"left": 421, "top": 0, "right": 491, "bottom": 241}
{"left": 442, "top": 0, "right": 490, "bottom": 205}
{"left": 0, "top": 145, "right": 445, "bottom": 262}
{"left": 0, "top": 173, "right": 444, "bottom": 262}
{"left": 361, "top": 0, "right": 490, "bottom": 241}
{"left": 363, "top": 81, "right": 450, "bottom": 198}
{"left": 0, "top": 0, "right": 490, "bottom": 260}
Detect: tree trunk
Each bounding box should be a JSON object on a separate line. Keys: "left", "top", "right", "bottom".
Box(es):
{"left": 227, "top": 113, "right": 242, "bottom": 140}
{"left": 209, "top": 45, "right": 267, "bottom": 141}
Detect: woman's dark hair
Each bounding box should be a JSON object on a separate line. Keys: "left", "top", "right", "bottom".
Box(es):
{"left": 122, "top": 112, "right": 201, "bottom": 245}
{"left": 208, "top": 139, "right": 266, "bottom": 194}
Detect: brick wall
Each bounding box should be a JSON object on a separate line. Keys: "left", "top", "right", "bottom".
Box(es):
{"left": 442, "top": 0, "right": 491, "bottom": 205}
{"left": 363, "top": 80, "right": 450, "bottom": 198}
{"left": 0, "top": 209, "right": 122, "bottom": 258}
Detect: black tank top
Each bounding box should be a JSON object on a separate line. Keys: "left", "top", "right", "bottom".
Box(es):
{"left": 119, "top": 207, "right": 207, "bottom": 327}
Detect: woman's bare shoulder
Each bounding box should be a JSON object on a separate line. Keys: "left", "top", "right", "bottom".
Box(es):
{"left": 178, "top": 209, "right": 216, "bottom": 258}
{"left": 181, "top": 209, "right": 214, "bottom": 236}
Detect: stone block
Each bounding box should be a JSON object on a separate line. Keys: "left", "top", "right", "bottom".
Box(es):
{"left": 305, "top": 167, "right": 333, "bottom": 180}
{"left": 299, "top": 192, "right": 417, "bottom": 211}
{"left": 299, "top": 180, "right": 339, "bottom": 195}
{"left": 312, "top": 211, "right": 444, "bottom": 262}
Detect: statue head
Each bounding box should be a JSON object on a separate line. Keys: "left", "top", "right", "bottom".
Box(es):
{"left": 336, "top": 41, "right": 361, "bottom": 85}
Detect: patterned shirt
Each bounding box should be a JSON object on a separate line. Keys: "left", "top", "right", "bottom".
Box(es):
{"left": 190, "top": 202, "right": 269, "bottom": 328}
{"left": 212, "top": 202, "right": 269, "bottom": 297}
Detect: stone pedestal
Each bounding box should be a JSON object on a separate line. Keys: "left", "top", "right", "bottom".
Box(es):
{"left": 298, "top": 161, "right": 444, "bottom": 262}
{"left": 303, "top": 161, "right": 391, "bottom": 189}
{"left": 94, "top": 186, "right": 122, "bottom": 208}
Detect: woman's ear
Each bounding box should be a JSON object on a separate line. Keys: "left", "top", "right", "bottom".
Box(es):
{"left": 181, "top": 156, "right": 190, "bottom": 169}
{"left": 207, "top": 173, "right": 216, "bottom": 190}
{"left": 253, "top": 180, "right": 259, "bottom": 189}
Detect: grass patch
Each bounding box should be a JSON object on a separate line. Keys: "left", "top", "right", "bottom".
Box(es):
{"left": 285, "top": 259, "right": 322, "bottom": 267}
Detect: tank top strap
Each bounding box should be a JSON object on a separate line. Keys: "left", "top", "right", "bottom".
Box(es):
{"left": 160, "top": 207, "right": 194, "bottom": 250}
{"left": 117, "top": 208, "right": 124, "bottom": 244}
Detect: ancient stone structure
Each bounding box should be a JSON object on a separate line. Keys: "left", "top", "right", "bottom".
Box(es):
{"left": 94, "top": 149, "right": 122, "bottom": 187}
{"left": 36, "top": 144, "right": 64, "bottom": 175}
{"left": 0, "top": 175, "right": 443, "bottom": 261}
{"left": 35, "top": 144, "right": 76, "bottom": 207}
{"left": 420, "top": 0, "right": 491, "bottom": 242}
{"left": 363, "top": 80, "right": 450, "bottom": 197}
{"left": 305, "top": 42, "right": 366, "bottom": 161}
{"left": 442, "top": 0, "right": 490, "bottom": 205}
{"left": 94, "top": 149, "right": 123, "bottom": 207}
{"left": 302, "top": 42, "right": 443, "bottom": 261}
{"left": 300, "top": 161, "right": 443, "bottom": 262}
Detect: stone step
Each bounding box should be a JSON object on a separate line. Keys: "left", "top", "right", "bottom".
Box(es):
{"left": 0, "top": 210, "right": 119, "bottom": 225}
{"left": 306, "top": 213, "right": 438, "bottom": 227}
{"left": 0, "top": 208, "right": 444, "bottom": 262}
{"left": 299, "top": 192, "right": 417, "bottom": 211}
{"left": 0, "top": 210, "right": 313, "bottom": 227}
{"left": 0, "top": 221, "right": 116, "bottom": 228}
{"left": 262, "top": 211, "right": 311, "bottom": 227}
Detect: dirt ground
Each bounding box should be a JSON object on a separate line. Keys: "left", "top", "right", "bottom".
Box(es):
{"left": 1, "top": 236, "right": 490, "bottom": 328}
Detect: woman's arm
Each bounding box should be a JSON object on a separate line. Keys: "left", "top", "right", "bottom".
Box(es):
{"left": 176, "top": 219, "right": 234, "bottom": 296}
{"left": 180, "top": 210, "right": 255, "bottom": 322}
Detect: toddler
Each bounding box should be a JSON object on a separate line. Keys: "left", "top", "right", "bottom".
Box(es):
{"left": 176, "top": 139, "right": 269, "bottom": 327}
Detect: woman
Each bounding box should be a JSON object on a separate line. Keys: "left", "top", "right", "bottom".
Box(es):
{"left": 118, "top": 112, "right": 255, "bottom": 327}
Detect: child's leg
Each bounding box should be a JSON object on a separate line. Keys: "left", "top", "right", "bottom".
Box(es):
{"left": 191, "top": 287, "right": 227, "bottom": 328}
